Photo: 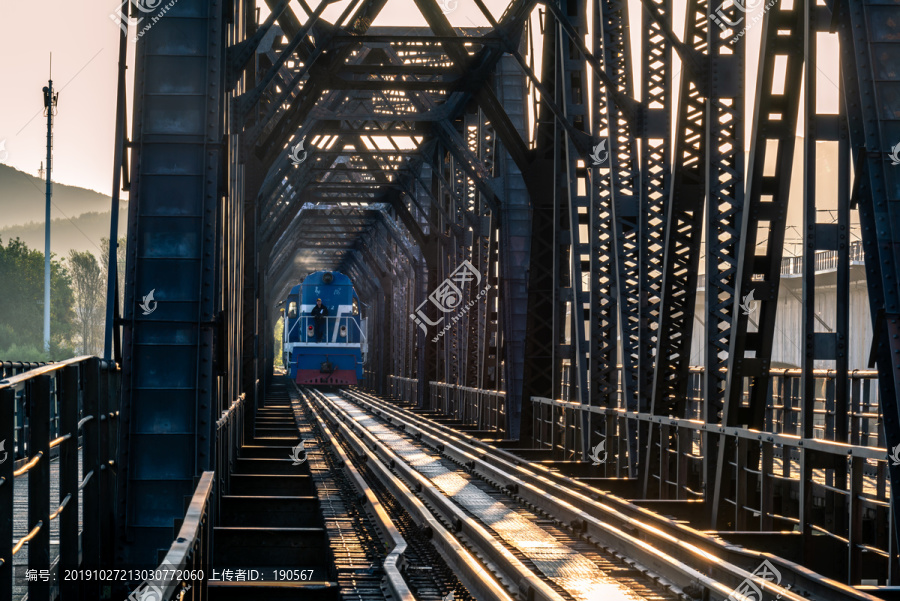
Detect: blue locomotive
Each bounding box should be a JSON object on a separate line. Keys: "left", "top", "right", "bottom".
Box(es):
{"left": 282, "top": 270, "right": 367, "bottom": 386}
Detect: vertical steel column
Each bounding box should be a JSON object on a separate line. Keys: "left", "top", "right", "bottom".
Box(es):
{"left": 522, "top": 8, "right": 564, "bottom": 440}
{"left": 589, "top": 0, "right": 620, "bottom": 471}
{"left": 798, "top": 0, "right": 851, "bottom": 572}
{"left": 556, "top": 0, "right": 591, "bottom": 459}
{"left": 638, "top": 0, "right": 674, "bottom": 497}
{"left": 471, "top": 110, "right": 493, "bottom": 391}
{"left": 799, "top": 0, "right": 820, "bottom": 557}
{"left": 714, "top": 0, "right": 802, "bottom": 529}
{"left": 648, "top": 0, "right": 707, "bottom": 484}
{"left": 117, "top": 0, "right": 224, "bottom": 566}
{"left": 241, "top": 158, "right": 266, "bottom": 421}
{"left": 495, "top": 52, "right": 531, "bottom": 438}
{"left": 81, "top": 359, "right": 101, "bottom": 598}
{"left": 836, "top": 0, "right": 900, "bottom": 580}
{"left": 637, "top": 0, "right": 672, "bottom": 431}
{"left": 599, "top": 0, "right": 641, "bottom": 474}
{"left": 703, "top": 0, "right": 745, "bottom": 522}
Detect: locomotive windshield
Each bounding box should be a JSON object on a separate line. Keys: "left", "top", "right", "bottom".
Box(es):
{"left": 282, "top": 270, "right": 366, "bottom": 386}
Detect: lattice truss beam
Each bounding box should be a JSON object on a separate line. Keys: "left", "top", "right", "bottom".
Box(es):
{"left": 229, "top": 0, "right": 533, "bottom": 414}
{"left": 520, "top": 0, "right": 900, "bottom": 585}
{"left": 216, "top": 0, "right": 900, "bottom": 586}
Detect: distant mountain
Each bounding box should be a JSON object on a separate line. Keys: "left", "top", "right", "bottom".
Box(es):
{"left": 0, "top": 210, "right": 128, "bottom": 258}
{"left": 0, "top": 163, "right": 114, "bottom": 228}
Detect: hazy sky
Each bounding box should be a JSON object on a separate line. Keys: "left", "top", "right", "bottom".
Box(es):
{"left": 0, "top": 0, "right": 835, "bottom": 199}
{"left": 0, "top": 0, "right": 513, "bottom": 199}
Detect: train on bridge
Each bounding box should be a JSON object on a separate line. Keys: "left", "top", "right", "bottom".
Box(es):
{"left": 281, "top": 270, "right": 367, "bottom": 386}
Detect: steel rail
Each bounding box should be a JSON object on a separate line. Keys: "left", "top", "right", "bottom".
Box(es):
{"left": 301, "top": 386, "right": 518, "bottom": 601}
{"left": 340, "top": 389, "right": 721, "bottom": 599}
{"left": 342, "top": 388, "right": 880, "bottom": 601}
{"left": 294, "top": 388, "right": 415, "bottom": 601}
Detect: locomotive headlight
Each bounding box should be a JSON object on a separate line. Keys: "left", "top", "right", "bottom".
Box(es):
{"left": 307, "top": 325, "right": 314, "bottom": 334}
{"left": 339, "top": 325, "right": 347, "bottom": 338}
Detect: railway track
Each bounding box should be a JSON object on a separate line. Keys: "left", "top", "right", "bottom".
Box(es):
{"left": 283, "top": 383, "right": 389, "bottom": 601}
{"left": 300, "top": 385, "right": 686, "bottom": 601}
{"left": 328, "top": 388, "right": 880, "bottom": 601}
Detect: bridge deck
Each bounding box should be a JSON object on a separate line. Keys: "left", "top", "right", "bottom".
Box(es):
{"left": 309, "top": 388, "right": 682, "bottom": 601}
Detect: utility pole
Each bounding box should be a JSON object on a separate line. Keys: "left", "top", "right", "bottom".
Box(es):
{"left": 42, "top": 56, "right": 58, "bottom": 354}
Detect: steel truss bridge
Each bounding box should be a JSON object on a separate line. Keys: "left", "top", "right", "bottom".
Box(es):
{"left": 3, "top": 0, "right": 900, "bottom": 599}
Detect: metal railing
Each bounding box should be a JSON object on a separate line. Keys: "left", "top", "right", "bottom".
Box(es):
{"left": 215, "top": 392, "right": 247, "bottom": 514}
{"left": 678, "top": 367, "right": 881, "bottom": 446}
{"left": 387, "top": 375, "right": 417, "bottom": 403}
{"left": 780, "top": 240, "right": 865, "bottom": 276}
{"left": 3, "top": 361, "right": 63, "bottom": 466}
{"left": 429, "top": 382, "right": 506, "bottom": 434}
{"left": 125, "top": 472, "right": 214, "bottom": 601}
{"left": 530, "top": 366, "right": 890, "bottom": 585}
{"left": 286, "top": 315, "right": 366, "bottom": 345}
{"left": 0, "top": 357, "right": 249, "bottom": 600}
{"left": 386, "top": 376, "right": 506, "bottom": 434}
{"left": 0, "top": 357, "right": 120, "bottom": 601}
{"left": 0, "top": 361, "right": 49, "bottom": 380}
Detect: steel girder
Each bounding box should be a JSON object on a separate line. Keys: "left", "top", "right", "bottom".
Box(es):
{"left": 514, "top": 0, "right": 900, "bottom": 584}
{"left": 714, "top": 1, "right": 804, "bottom": 531}
{"left": 111, "top": 0, "right": 900, "bottom": 585}
{"left": 835, "top": 0, "right": 900, "bottom": 579}
{"left": 117, "top": 0, "right": 227, "bottom": 567}
{"left": 234, "top": 4, "right": 532, "bottom": 426}
{"left": 702, "top": 0, "right": 746, "bottom": 517}
{"left": 637, "top": 0, "right": 674, "bottom": 495}
{"left": 557, "top": 0, "right": 593, "bottom": 462}
{"left": 587, "top": 1, "right": 619, "bottom": 426}
{"left": 599, "top": 0, "right": 643, "bottom": 474}
{"left": 646, "top": 0, "right": 708, "bottom": 472}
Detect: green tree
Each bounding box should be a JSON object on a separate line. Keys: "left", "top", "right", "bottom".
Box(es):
{"left": 100, "top": 236, "right": 126, "bottom": 313}
{"left": 0, "top": 237, "right": 76, "bottom": 360}
{"left": 68, "top": 249, "right": 103, "bottom": 355}
{"left": 274, "top": 317, "right": 284, "bottom": 370}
